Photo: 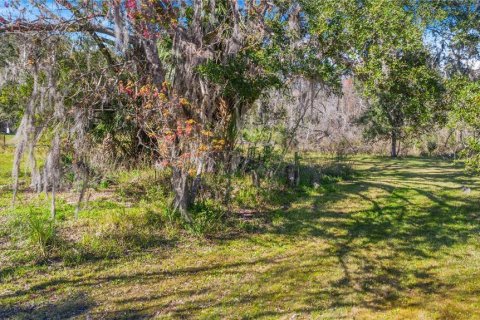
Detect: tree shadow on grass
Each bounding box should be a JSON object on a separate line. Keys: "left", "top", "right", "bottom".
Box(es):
{"left": 0, "top": 256, "right": 292, "bottom": 319}
{"left": 0, "top": 291, "right": 95, "bottom": 320}
{"left": 2, "top": 158, "right": 479, "bottom": 318}
{"left": 157, "top": 157, "right": 479, "bottom": 317}
{"left": 255, "top": 158, "right": 480, "bottom": 313}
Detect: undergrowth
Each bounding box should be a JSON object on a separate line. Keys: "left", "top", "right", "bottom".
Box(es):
{"left": 0, "top": 159, "right": 354, "bottom": 268}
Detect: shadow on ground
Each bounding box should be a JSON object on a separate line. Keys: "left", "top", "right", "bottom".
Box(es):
{"left": 0, "top": 292, "right": 94, "bottom": 320}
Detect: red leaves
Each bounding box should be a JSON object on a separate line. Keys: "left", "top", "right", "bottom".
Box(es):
{"left": 142, "top": 27, "right": 152, "bottom": 39}
{"left": 118, "top": 81, "right": 134, "bottom": 96}
{"left": 176, "top": 121, "right": 184, "bottom": 136}
{"left": 185, "top": 122, "right": 193, "bottom": 136}
{"left": 126, "top": 0, "right": 138, "bottom": 21}
{"left": 125, "top": 0, "right": 136, "bottom": 9}
{"left": 175, "top": 119, "right": 196, "bottom": 137}
{"left": 164, "top": 133, "right": 175, "bottom": 143}
{"left": 118, "top": 78, "right": 210, "bottom": 167}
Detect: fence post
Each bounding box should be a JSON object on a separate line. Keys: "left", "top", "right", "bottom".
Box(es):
{"left": 294, "top": 152, "right": 300, "bottom": 186}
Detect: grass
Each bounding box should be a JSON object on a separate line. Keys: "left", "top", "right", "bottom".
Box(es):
{"left": 1, "top": 142, "right": 480, "bottom": 318}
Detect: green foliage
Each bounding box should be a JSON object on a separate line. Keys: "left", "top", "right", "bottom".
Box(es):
{"left": 319, "top": 161, "right": 355, "bottom": 182}
{"left": 0, "top": 35, "right": 18, "bottom": 68}
{"left": 26, "top": 214, "right": 56, "bottom": 259}
{"left": 197, "top": 53, "right": 282, "bottom": 106}
{"left": 460, "top": 137, "right": 480, "bottom": 173}
{"left": 0, "top": 80, "right": 31, "bottom": 127}
{"left": 297, "top": 160, "right": 355, "bottom": 194}
{"left": 234, "top": 179, "right": 262, "bottom": 209}
{"left": 448, "top": 77, "right": 480, "bottom": 171}
{"left": 304, "top": 0, "right": 446, "bottom": 152}
{"left": 449, "top": 77, "right": 480, "bottom": 126}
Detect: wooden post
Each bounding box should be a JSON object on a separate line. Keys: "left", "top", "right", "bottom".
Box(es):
{"left": 294, "top": 152, "right": 300, "bottom": 186}
{"left": 286, "top": 152, "right": 301, "bottom": 187}
{"left": 285, "top": 164, "right": 295, "bottom": 187}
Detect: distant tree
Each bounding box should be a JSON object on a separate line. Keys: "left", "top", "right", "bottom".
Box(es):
{"left": 357, "top": 50, "right": 446, "bottom": 157}
{"left": 304, "top": 0, "right": 447, "bottom": 157}
{"left": 0, "top": 36, "right": 27, "bottom": 131}
{"left": 0, "top": 82, "right": 29, "bottom": 131}
{"left": 418, "top": 1, "right": 480, "bottom": 165}
{"left": 448, "top": 77, "right": 480, "bottom": 170}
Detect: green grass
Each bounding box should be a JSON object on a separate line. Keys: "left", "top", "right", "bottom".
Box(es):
{"left": 0, "top": 134, "right": 15, "bottom": 208}
{"left": 1, "top": 147, "right": 480, "bottom": 319}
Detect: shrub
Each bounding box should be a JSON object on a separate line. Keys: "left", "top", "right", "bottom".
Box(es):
{"left": 298, "top": 161, "right": 353, "bottom": 184}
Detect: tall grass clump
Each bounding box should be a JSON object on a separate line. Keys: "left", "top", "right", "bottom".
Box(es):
{"left": 9, "top": 207, "right": 57, "bottom": 260}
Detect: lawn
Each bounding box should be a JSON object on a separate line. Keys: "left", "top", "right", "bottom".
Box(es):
{"left": 1, "top": 147, "right": 480, "bottom": 319}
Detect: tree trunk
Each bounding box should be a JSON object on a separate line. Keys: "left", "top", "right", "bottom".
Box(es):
{"left": 75, "top": 175, "right": 88, "bottom": 219}
{"left": 188, "top": 159, "right": 204, "bottom": 207}
{"left": 172, "top": 167, "right": 192, "bottom": 223}
{"left": 391, "top": 131, "right": 397, "bottom": 158}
